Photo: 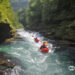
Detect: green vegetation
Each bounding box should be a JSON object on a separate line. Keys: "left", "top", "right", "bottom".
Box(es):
{"left": 17, "top": 8, "right": 27, "bottom": 27}
{"left": 10, "top": 0, "right": 29, "bottom": 27}
{"left": 0, "top": 0, "right": 23, "bottom": 43}
{"left": 0, "top": 0, "right": 23, "bottom": 29}
{"left": 26, "top": 0, "right": 42, "bottom": 27}
{"left": 11, "top": 0, "right": 29, "bottom": 11}
{"left": 25, "top": 0, "right": 75, "bottom": 42}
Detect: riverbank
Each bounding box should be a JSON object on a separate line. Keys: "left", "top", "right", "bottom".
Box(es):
{"left": 25, "top": 28, "right": 75, "bottom": 47}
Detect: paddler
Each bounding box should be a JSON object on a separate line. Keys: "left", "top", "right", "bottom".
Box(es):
{"left": 40, "top": 41, "right": 48, "bottom": 49}
{"left": 34, "top": 37, "right": 39, "bottom": 43}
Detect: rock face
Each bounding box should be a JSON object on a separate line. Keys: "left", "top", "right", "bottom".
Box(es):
{"left": 0, "top": 52, "right": 25, "bottom": 75}
{"left": 0, "top": 59, "right": 14, "bottom": 74}
{"left": 0, "top": 23, "right": 12, "bottom": 43}
{"left": 0, "top": 52, "right": 15, "bottom": 75}
{"left": 0, "top": 0, "right": 23, "bottom": 43}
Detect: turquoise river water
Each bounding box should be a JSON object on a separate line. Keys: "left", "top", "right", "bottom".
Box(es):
{"left": 0, "top": 29, "right": 75, "bottom": 75}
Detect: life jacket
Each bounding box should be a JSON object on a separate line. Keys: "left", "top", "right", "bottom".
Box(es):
{"left": 40, "top": 45, "right": 47, "bottom": 49}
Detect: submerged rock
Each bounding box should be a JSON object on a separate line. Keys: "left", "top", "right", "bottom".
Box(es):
{"left": 0, "top": 53, "right": 15, "bottom": 75}
{"left": 0, "top": 59, "right": 14, "bottom": 74}
{"left": 0, "top": 52, "right": 23, "bottom": 75}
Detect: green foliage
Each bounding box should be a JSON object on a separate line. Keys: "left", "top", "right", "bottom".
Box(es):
{"left": 10, "top": 0, "right": 29, "bottom": 27}
{"left": 17, "top": 8, "right": 27, "bottom": 27}
{"left": 26, "top": 0, "right": 42, "bottom": 28}
{"left": 25, "top": 0, "right": 75, "bottom": 41}
{"left": 0, "top": 0, "right": 23, "bottom": 29}
{"left": 11, "top": 0, "right": 29, "bottom": 11}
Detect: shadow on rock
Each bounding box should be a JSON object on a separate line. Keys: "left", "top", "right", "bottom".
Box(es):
{"left": 0, "top": 52, "right": 25, "bottom": 75}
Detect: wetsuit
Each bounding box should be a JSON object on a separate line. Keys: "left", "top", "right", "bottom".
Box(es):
{"left": 40, "top": 45, "right": 47, "bottom": 49}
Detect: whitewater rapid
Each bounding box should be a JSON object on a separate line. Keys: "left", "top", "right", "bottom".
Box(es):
{"left": 0, "top": 29, "right": 75, "bottom": 75}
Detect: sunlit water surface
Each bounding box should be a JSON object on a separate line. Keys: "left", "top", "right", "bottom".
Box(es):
{"left": 0, "top": 29, "right": 75, "bottom": 75}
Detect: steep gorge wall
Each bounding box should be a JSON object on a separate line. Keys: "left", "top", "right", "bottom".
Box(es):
{"left": 0, "top": 23, "right": 12, "bottom": 43}
{"left": 0, "top": 0, "right": 21, "bottom": 43}
{"left": 26, "top": 0, "right": 75, "bottom": 42}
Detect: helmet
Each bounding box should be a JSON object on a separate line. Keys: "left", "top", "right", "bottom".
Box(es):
{"left": 43, "top": 41, "right": 48, "bottom": 45}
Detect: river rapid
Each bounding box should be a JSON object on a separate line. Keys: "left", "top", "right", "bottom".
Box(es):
{"left": 0, "top": 29, "right": 75, "bottom": 75}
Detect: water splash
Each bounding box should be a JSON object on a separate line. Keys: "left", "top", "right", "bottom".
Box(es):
{"left": 0, "top": 29, "right": 75, "bottom": 75}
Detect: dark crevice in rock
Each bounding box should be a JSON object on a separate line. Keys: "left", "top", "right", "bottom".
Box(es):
{"left": 0, "top": 23, "right": 12, "bottom": 43}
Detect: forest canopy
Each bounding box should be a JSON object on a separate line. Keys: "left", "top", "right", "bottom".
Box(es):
{"left": 24, "top": 0, "right": 75, "bottom": 41}
{"left": 0, "top": 0, "right": 23, "bottom": 28}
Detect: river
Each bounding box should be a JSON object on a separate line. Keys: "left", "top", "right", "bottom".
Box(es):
{"left": 0, "top": 29, "right": 75, "bottom": 75}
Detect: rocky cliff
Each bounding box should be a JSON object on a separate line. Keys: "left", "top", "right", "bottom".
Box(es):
{"left": 0, "top": 0, "right": 22, "bottom": 43}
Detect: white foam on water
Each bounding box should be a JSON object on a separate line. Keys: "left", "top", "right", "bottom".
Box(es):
{"left": 2, "top": 29, "right": 74, "bottom": 75}
{"left": 10, "top": 66, "right": 23, "bottom": 75}
{"left": 8, "top": 29, "right": 62, "bottom": 75}
{"left": 11, "top": 52, "right": 21, "bottom": 56}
